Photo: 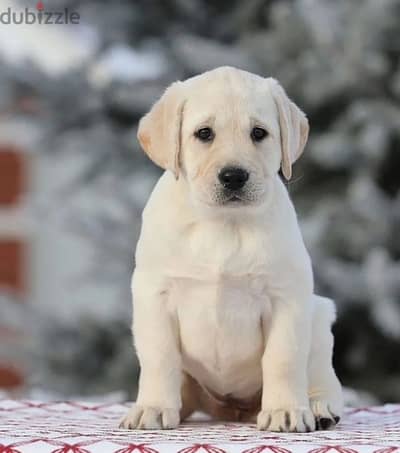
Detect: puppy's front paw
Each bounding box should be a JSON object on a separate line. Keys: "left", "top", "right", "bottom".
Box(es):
{"left": 311, "top": 398, "right": 342, "bottom": 431}
{"left": 119, "top": 405, "right": 180, "bottom": 430}
{"left": 257, "top": 407, "right": 316, "bottom": 432}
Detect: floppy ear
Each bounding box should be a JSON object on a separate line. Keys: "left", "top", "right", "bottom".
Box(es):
{"left": 137, "top": 82, "right": 185, "bottom": 179}
{"left": 267, "top": 78, "right": 309, "bottom": 180}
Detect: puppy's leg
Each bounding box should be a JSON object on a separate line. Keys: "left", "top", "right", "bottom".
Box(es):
{"left": 308, "top": 296, "right": 343, "bottom": 430}
{"left": 257, "top": 286, "right": 315, "bottom": 432}
{"left": 120, "top": 271, "right": 182, "bottom": 430}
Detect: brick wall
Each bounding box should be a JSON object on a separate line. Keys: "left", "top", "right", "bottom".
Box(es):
{"left": 0, "top": 145, "right": 27, "bottom": 389}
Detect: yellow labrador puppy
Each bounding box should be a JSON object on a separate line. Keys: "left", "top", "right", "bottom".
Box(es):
{"left": 120, "top": 67, "right": 343, "bottom": 432}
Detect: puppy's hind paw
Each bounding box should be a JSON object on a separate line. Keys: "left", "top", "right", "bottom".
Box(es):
{"left": 119, "top": 405, "right": 180, "bottom": 430}
{"left": 257, "top": 407, "right": 316, "bottom": 432}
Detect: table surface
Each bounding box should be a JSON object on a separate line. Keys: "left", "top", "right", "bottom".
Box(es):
{"left": 1, "top": 400, "right": 399, "bottom": 452}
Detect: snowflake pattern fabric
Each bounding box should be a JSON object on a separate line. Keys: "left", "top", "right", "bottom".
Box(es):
{"left": 0, "top": 400, "right": 399, "bottom": 453}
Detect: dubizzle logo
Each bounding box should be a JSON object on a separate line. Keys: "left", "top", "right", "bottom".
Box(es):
{"left": 0, "top": 2, "right": 80, "bottom": 25}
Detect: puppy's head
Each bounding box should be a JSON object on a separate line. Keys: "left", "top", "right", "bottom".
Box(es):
{"left": 138, "top": 67, "right": 309, "bottom": 210}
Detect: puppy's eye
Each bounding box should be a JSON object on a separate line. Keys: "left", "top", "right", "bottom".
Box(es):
{"left": 195, "top": 127, "right": 214, "bottom": 142}
{"left": 251, "top": 127, "right": 268, "bottom": 142}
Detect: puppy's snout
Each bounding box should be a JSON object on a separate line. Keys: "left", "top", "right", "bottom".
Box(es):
{"left": 218, "top": 167, "right": 249, "bottom": 191}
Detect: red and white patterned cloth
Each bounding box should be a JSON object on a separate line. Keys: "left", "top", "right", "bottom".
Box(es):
{"left": 1, "top": 400, "right": 399, "bottom": 453}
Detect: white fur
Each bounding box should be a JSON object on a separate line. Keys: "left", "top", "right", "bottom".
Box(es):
{"left": 120, "top": 67, "right": 343, "bottom": 432}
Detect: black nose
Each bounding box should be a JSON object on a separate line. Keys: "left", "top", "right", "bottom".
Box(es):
{"left": 218, "top": 167, "right": 249, "bottom": 191}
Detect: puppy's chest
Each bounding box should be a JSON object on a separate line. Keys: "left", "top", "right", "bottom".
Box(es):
{"left": 169, "top": 275, "right": 269, "bottom": 383}
{"left": 166, "top": 221, "right": 270, "bottom": 390}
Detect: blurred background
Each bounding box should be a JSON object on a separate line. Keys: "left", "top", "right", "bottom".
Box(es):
{"left": 0, "top": 0, "right": 399, "bottom": 405}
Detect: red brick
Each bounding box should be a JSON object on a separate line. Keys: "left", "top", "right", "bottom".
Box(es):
{"left": 0, "top": 147, "right": 26, "bottom": 206}
{"left": 0, "top": 240, "right": 25, "bottom": 295}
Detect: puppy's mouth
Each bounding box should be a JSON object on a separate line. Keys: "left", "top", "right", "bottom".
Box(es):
{"left": 226, "top": 195, "right": 244, "bottom": 203}
{"left": 206, "top": 183, "right": 264, "bottom": 208}
{"left": 220, "top": 191, "right": 249, "bottom": 206}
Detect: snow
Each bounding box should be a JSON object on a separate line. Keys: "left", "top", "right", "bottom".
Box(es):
{"left": 88, "top": 44, "right": 167, "bottom": 88}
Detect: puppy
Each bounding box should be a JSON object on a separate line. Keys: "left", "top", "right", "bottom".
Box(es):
{"left": 120, "top": 67, "right": 343, "bottom": 432}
